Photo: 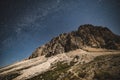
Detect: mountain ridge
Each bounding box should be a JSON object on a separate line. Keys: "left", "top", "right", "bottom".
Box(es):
{"left": 29, "top": 24, "right": 120, "bottom": 59}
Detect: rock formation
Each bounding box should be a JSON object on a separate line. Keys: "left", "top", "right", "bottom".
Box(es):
{"left": 29, "top": 24, "right": 120, "bottom": 59}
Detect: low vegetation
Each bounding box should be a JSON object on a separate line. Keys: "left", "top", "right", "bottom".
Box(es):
{"left": 0, "top": 72, "right": 20, "bottom": 80}
{"left": 28, "top": 54, "right": 120, "bottom": 80}
{"left": 27, "top": 61, "right": 76, "bottom": 80}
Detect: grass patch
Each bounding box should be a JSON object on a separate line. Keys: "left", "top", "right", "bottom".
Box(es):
{"left": 27, "top": 61, "right": 75, "bottom": 80}
{"left": 94, "top": 70, "right": 120, "bottom": 80}
{"left": 0, "top": 72, "right": 20, "bottom": 80}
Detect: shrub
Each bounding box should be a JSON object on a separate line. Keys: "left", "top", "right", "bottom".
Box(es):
{"left": 78, "top": 72, "right": 86, "bottom": 78}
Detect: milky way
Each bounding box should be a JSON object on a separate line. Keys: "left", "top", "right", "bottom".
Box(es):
{"left": 0, "top": 0, "right": 120, "bottom": 67}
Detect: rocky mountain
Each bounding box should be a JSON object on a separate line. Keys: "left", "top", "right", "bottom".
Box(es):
{"left": 29, "top": 24, "right": 120, "bottom": 59}
{"left": 0, "top": 24, "right": 120, "bottom": 80}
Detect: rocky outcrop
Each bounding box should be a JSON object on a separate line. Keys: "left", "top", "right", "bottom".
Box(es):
{"left": 29, "top": 24, "right": 120, "bottom": 59}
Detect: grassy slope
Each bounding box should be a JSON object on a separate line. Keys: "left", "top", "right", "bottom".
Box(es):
{"left": 28, "top": 53, "right": 120, "bottom": 80}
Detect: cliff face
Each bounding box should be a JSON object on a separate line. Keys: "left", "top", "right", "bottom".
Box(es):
{"left": 29, "top": 24, "right": 120, "bottom": 59}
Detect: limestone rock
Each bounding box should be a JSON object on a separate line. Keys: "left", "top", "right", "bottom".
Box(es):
{"left": 29, "top": 24, "right": 120, "bottom": 59}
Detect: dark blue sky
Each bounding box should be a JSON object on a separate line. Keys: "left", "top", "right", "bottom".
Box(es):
{"left": 0, "top": 0, "right": 120, "bottom": 67}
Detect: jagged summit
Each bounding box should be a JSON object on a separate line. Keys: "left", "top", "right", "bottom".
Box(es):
{"left": 29, "top": 24, "right": 120, "bottom": 59}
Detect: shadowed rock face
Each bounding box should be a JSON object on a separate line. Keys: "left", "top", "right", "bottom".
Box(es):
{"left": 29, "top": 24, "right": 120, "bottom": 59}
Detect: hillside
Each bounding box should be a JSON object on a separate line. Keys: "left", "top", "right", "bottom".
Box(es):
{"left": 28, "top": 53, "right": 120, "bottom": 80}
{"left": 0, "top": 49, "right": 120, "bottom": 80}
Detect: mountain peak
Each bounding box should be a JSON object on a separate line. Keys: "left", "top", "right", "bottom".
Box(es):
{"left": 78, "top": 24, "right": 112, "bottom": 35}
{"left": 29, "top": 24, "right": 120, "bottom": 59}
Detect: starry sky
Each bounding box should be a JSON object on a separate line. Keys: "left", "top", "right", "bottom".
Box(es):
{"left": 0, "top": 0, "right": 120, "bottom": 67}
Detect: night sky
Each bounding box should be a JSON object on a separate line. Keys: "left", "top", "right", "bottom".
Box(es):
{"left": 0, "top": 0, "right": 120, "bottom": 67}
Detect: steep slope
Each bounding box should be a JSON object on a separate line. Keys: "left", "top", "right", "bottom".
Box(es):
{"left": 0, "top": 49, "right": 120, "bottom": 80}
{"left": 28, "top": 53, "right": 120, "bottom": 80}
{"left": 29, "top": 24, "right": 120, "bottom": 59}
